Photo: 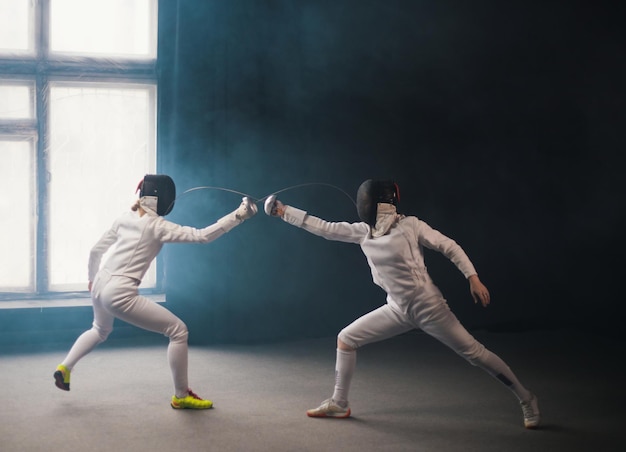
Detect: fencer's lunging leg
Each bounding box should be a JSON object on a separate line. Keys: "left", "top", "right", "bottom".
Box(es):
{"left": 112, "top": 296, "right": 190, "bottom": 397}
{"left": 330, "top": 305, "right": 414, "bottom": 406}
{"left": 104, "top": 276, "right": 191, "bottom": 397}
{"left": 421, "top": 306, "right": 531, "bottom": 402}
{"left": 164, "top": 320, "right": 189, "bottom": 398}
{"left": 471, "top": 349, "right": 531, "bottom": 402}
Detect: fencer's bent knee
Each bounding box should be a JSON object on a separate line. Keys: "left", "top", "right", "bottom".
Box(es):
{"left": 165, "top": 319, "right": 188, "bottom": 343}
{"left": 337, "top": 331, "right": 358, "bottom": 350}
{"left": 337, "top": 336, "right": 355, "bottom": 351}
{"left": 92, "top": 322, "right": 112, "bottom": 342}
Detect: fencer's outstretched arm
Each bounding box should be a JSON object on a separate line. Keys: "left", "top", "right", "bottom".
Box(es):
{"left": 87, "top": 197, "right": 257, "bottom": 288}
{"left": 264, "top": 196, "right": 366, "bottom": 244}
{"left": 158, "top": 196, "right": 257, "bottom": 242}
{"left": 220, "top": 196, "right": 258, "bottom": 229}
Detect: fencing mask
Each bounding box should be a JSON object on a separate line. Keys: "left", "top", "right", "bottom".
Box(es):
{"left": 356, "top": 179, "right": 400, "bottom": 225}
{"left": 137, "top": 174, "right": 176, "bottom": 216}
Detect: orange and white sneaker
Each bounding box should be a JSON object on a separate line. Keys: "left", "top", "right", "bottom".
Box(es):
{"left": 53, "top": 364, "right": 71, "bottom": 391}
{"left": 171, "top": 389, "right": 213, "bottom": 410}
{"left": 306, "top": 398, "right": 351, "bottom": 418}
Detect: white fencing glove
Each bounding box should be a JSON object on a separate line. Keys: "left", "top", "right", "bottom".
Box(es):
{"left": 235, "top": 196, "right": 258, "bottom": 221}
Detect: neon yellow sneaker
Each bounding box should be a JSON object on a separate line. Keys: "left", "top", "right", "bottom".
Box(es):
{"left": 171, "top": 389, "right": 213, "bottom": 410}
{"left": 53, "top": 364, "right": 71, "bottom": 391}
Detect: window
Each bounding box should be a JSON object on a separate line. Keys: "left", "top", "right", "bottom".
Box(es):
{"left": 0, "top": 0, "right": 158, "bottom": 297}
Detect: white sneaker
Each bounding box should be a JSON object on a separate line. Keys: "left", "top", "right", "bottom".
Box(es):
{"left": 520, "top": 393, "right": 541, "bottom": 429}
{"left": 306, "top": 398, "right": 351, "bottom": 418}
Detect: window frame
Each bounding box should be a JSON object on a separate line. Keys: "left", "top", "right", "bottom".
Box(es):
{"left": 0, "top": 0, "right": 159, "bottom": 301}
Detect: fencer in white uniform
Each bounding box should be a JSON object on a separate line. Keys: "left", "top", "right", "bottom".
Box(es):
{"left": 265, "top": 179, "right": 540, "bottom": 428}
{"left": 54, "top": 174, "right": 257, "bottom": 409}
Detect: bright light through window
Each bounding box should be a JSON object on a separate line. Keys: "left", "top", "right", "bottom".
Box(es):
{"left": 50, "top": 0, "right": 155, "bottom": 58}
{"left": 0, "top": 83, "right": 33, "bottom": 119}
{"left": 0, "top": 0, "right": 158, "bottom": 297}
{"left": 0, "top": 0, "right": 33, "bottom": 54}
{"left": 48, "top": 83, "right": 156, "bottom": 291}
{"left": 0, "top": 140, "right": 34, "bottom": 291}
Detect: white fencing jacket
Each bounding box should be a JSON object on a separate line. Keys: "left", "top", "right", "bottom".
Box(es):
{"left": 282, "top": 205, "right": 477, "bottom": 315}
{"left": 88, "top": 208, "right": 242, "bottom": 283}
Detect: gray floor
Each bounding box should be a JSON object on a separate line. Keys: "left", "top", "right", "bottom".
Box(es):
{"left": 1, "top": 329, "right": 623, "bottom": 452}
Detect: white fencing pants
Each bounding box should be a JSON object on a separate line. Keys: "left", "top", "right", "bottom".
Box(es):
{"left": 61, "top": 271, "right": 189, "bottom": 397}
{"left": 338, "top": 288, "right": 530, "bottom": 402}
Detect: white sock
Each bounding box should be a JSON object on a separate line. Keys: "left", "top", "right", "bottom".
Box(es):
{"left": 331, "top": 348, "right": 356, "bottom": 406}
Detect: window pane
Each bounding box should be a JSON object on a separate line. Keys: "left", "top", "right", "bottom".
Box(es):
{"left": 50, "top": 0, "right": 156, "bottom": 58}
{"left": 48, "top": 83, "right": 156, "bottom": 291}
{"left": 0, "top": 0, "right": 34, "bottom": 55}
{"left": 0, "top": 82, "right": 34, "bottom": 119}
{"left": 0, "top": 140, "right": 34, "bottom": 291}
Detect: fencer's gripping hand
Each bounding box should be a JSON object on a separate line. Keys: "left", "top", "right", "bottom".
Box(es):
{"left": 469, "top": 274, "right": 490, "bottom": 307}
{"left": 235, "top": 197, "right": 258, "bottom": 221}
{"left": 264, "top": 195, "right": 286, "bottom": 218}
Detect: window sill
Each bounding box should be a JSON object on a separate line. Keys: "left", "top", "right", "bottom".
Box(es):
{"left": 0, "top": 293, "right": 165, "bottom": 309}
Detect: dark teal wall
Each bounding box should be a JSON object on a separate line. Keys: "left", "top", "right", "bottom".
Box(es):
{"left": 0, "top": 306, "right": 160, "bottom": 351}
{"left": 8, "top": 1, "right": 619, "bottom": 348}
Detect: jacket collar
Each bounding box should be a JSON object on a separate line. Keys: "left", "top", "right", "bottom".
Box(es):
{"left": 371, "top": 203, "right": 399, "bottom": 238}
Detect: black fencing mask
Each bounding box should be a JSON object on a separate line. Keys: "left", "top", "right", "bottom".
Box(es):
{"left": 138, "top": 174, "right": 176, "bottom": 216}
{"left": 356, "top": 179, "right": 399, "bottom": 225}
